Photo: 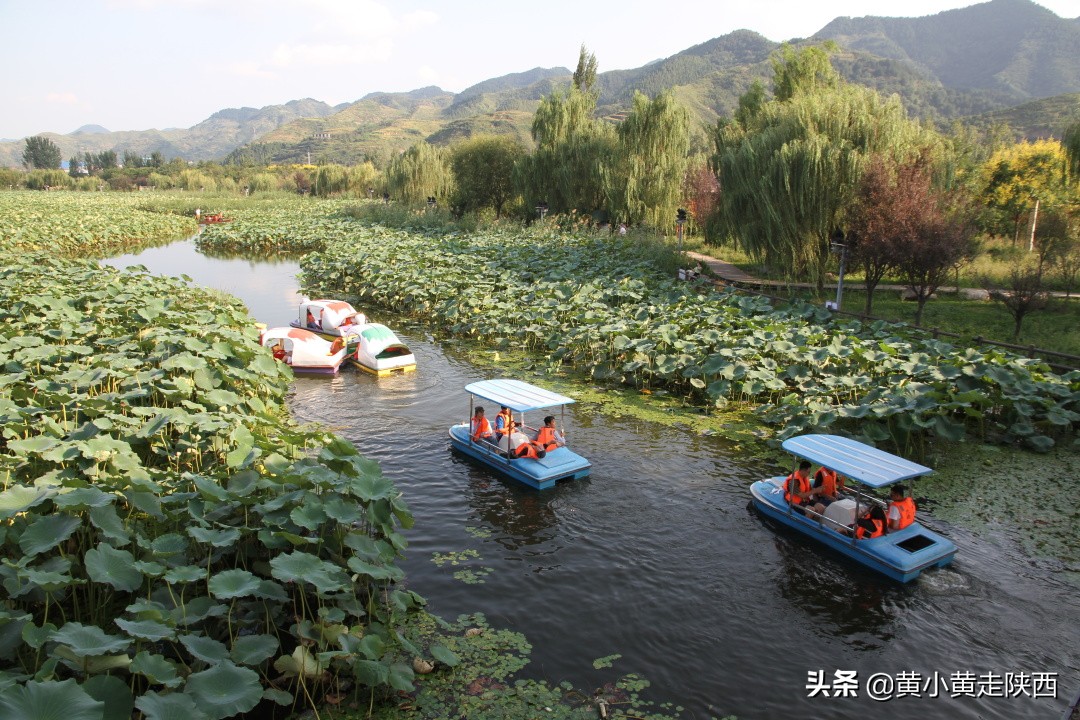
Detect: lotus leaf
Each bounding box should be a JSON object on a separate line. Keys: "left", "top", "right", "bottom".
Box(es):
{"left": 114, "top": 618, "right": 175, "bottom": 642}
{"left": 207, "top": 569, "right": 261, "bottom": 600}
{"left": 179, "top": 635, "right": 230, "bottom": 665}
{"left": 0, "top": 679, "right": 104, "bottom": 720}
{"left": 50, "top": 623, "right": 130, "bottom": 657}
{"left": 85, "top": 543, "right": 143, "bottom": 592}
{"left": 19, "top": 514, "right": 81, "bottom": 557}
{"left": 135, "top": 690, "right": 209, "bottom": 720}
{"left": 82, "top": 674, "right": 134, "bottom": 720}
{"left": 272, "top": 646, "right": 322, "bottom": 678}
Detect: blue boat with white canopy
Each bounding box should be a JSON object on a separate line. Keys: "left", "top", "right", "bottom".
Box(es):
{"left": 750, "top": 434, "right": 956, "bottom": 582}
{"left": 448, "top": 379, "right": 591, "bottom": 490}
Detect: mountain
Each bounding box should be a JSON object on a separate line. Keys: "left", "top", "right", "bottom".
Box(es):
{"left": 813, "top": 0, "right": 1080, "bottom": 101}
{"left": 5, "top": 0, "right": 1078, "bottom": 167}
{"left": 0, "top": 98, "right": 340, "bottom": 167}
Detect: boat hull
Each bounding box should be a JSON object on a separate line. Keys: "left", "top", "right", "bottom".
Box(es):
{"left": 350, "top": 358, "right": 417, "bottom": 376}
{"left": 750, "top": 477, "right": 955, "bottom": 583}
{"left": 448, "top": 424, "right": 590, "bottom": 490}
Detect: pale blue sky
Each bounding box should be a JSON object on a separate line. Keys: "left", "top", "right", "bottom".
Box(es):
{"left": 1, "top": 0, "right": 1076, "bottom": 139}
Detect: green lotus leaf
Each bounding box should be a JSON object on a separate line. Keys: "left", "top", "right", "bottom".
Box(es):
{"left": 352, "top": 659, "right": 389, "bottom": 687}
{"left": 289, "top": 503, "right": 327, "bottom": 530}
{"left": 187, "top": 526, "right": 240, "bottom": 547}
{"left": 207, "top": 569, "right": 260, "bottom": 600}
{"left": 163, "top": 565, "right": 202, "bottom": 584}
{"left": 230, "top": 634, "right": 279, "bottom": 666}
{"left": 149, "top": 533, "right": 188, "bottom": 558}
{"left": 135, "top": 690, "right": 208, "bottom": 720}
{"left": 321, "top": 497, "right": 363, "bottom": 524}
{"left": 130, "top": 652, "right": 183, "bottom": 689}
{"left": 125, "top": 490, "right": 163, "bottom": 519}
{"left": 82, "top": 674, "right": 134, "bottom": 720}
{"left": 388, "top": 661, "right": 415, "bottom": 692}
{"left": 53, "top": 487, "right": 113, "bottom": 509}
{"left": 184, "top": 661, "right": 262, "bottom": 719}
{"left": 347, "top": 557, "right": 401, "bottom": 582}
{"left": 251, "top": 579, "right": 289, "bottom": 602}
{"left": 7, "top": 435, "right": 60, "bottom": 455}
{"left": 85, "top": 544, "right": 143, "bottom": 592}
{"left": 0, "top": 679, "right": 104, "bottom": 720}
{"left": 190, "top": 475, "right": 229, "bottom": 502}
{"left": 88, "top": 505, "right": 130, "bottom": 543}
{"left": 261, "top": 688, "right": 293, "bottom": 706}
{"left": 21, "top": 622, "right": 57, "bottom": 650}
{"left": 19, "top": 514, "right": 82, "bottom": 557}
{"left": 203, "top": 388, "right": 240, "bottom": 408}
{"left": 269, "top": 552, "right": 349, "bottom": 592}
{"left": 178, "top": 634, "right": 229, "bottom": 664}
{"left": 171, "top": 597, "right": 226, "bottom": 626}
{"left": 0, "top": 486, "right": 53, "bottom": 517}
{"left": 430, "top": 644, "right": 460, "bottom": 667}
{"left": 115, "top": 618, "right": 175, "bottom": 642}
{"left": 50, "top": 623, "right": 130, "bottom": 657}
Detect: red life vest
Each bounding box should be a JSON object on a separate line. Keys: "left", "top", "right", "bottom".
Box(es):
{"left": 536, "top": 426, "right": 559, "bottom": 451}
{"left": 856, "top": 515, "right": 885, "bottom": 539}
{"left": 784, "top": 472, "right": 810, "bottom": 505}
{"left": 888, "top": 497, "right": 916, "bottom": 530}
{"left": 272, "top": 345, "right": 286, "bottom": 361}
{"left": 471, "top": 417, "right": 492, "bottom": 442}
{"left": 814, "top": 467, "right": 838, "bottom": 497}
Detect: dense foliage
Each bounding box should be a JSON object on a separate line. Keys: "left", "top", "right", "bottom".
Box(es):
{"left": 0, "top": 236, "right": 430, "bottom": 716}
{"left": 0, "top": 191, "right": 197, "bottom": 257}
{"left": 285, "top": 221, "right": 1078, "bottom": 456}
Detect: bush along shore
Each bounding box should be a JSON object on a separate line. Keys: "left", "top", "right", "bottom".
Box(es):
{"left": 0, "top": 254, "right": 433, "bottom": 718}
{"left": 289, "top": 221, "right": 1078, "bottom": 458}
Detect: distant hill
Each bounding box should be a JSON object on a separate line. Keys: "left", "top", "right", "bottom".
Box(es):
{"left": 960, "top": 92, "right": 1080, "bottom": 138}
{"left": 4, "top": 0, "right": 1078, "bottom": 167}
{"left": 0, "top": 98, "right": 340, "bottom": 167}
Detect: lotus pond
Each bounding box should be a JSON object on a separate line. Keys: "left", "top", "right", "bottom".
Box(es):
{"left": 2, "top": 193, "right": 1077, "bottom": 719}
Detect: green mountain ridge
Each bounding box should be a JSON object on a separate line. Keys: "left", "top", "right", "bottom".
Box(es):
{"left": 4, "top": 0, "right": 1077, "bottom": 168}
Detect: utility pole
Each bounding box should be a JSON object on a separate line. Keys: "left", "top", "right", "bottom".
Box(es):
{"left": 1028, "top": 198, "right": 1040, "bottom": 253}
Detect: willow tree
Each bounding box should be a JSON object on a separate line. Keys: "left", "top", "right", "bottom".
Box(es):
{"left": 384, "top": 141, "right": 454, "bottom": 204}
{"left": 713, "top": 47, "right": 936, "bottom": 286}
{"left": 516, "top": 86, "right": 615, "bottom": 217}
{"left": 604, "top": 91, "right": 690, "bottom": 229}
{"left": 450, "top": 135, "right": 525, "bottom": 217}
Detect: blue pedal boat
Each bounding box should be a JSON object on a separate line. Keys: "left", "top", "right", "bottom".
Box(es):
{"left": 448, "top": 379, "right": 591, "bottom": 490}
{"left": 750, "top": 434, "right": 956, "bottom": 583}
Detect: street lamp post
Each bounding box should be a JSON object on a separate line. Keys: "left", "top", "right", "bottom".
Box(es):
{"left": 830, "top": 228, "right": 848, "bottom": 311}
{"left": 676, "top": 208, "right": 687, "bottom": 254}
{"left": 536, "top": 201, "right": 548, "bottom": 222}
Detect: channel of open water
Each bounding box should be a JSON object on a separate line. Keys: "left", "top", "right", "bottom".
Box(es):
{"left": 105, "top": 238, "right": 1080, "bottom": 719}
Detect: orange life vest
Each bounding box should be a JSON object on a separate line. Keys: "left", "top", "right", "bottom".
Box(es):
{"left": 513, "top": 442, "right": 540, "bottom": 459}
{"left": 329, "top": 337, "right": 345, "bottom": 355}
{"left": 471, "top": 416, "right": 492, "bottom": 442}
{"left": 814, "top": 467, "right": 838, "bottom": 497}
{"left": 888, "top": 497, "right": 916, "bottom": 530}
{"left": 784, "top": 472, "right": 810, "bottom": 505}
{"left": 495, "top": 409, "right": 512, "bottom": 436}
{"left": 856, "top": 515, "right": 885, "bottom": 539}
{"left": 536, "top": 426, "right": 559, "bottom": 450}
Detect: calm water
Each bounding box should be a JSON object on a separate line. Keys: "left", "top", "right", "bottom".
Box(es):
{"left": 106, "top": 239, "right": 1080, "bottom": 719}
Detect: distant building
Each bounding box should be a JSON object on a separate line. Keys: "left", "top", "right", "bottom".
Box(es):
{"left": 312, "top": 132, "right": 332, "bottom": 140}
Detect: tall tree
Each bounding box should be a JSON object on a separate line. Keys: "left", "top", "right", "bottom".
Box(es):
{"left": 604, "top": 91, "right": 690, "bottom": 229}
{"left": 450, "top": 135, "right": 525, "bottom": 218}
{"left": 1064, "top": 119, "right": 1080, "bottom": 180}
{"left": 23, "top": 136, "right": 62, "bottom": 169}
{"left": 384, "top": 141, "right": 454, "bottom": 204}
{"left": 846, "top": 155, "right": 939, "bottom": 315}
{"left": 572, "top": 44, "right": 598, "bottom": 93}
{"left": 988, "top": 263, "right": 1049, "bottom": 340}
{"left": 67, "top": 156, "right": 81, "bottom": 177}
{"left": 978, "top": 139, "right": 1071, "bottom": 246}
{"left": 770, "top": 42, "right": 839, "bottom": 102}
{"left": 895, "top": 196, "right": 978, "bottom": 326}
{"left": 714, "top": 77, "right": 936, "bottom": 287}
{"left": 517, "top": 86, "right": 614, "bottom": 217}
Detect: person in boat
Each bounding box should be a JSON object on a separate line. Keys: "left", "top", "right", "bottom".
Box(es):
{"left": 536, "top": 415, "right": 565, "bottom": 451}
{"left": 470, "top": 407, "right": 495, "bottom": 445}
{"left": 329, "top": 337, "right": 345, "bottom": 355}
{"left": 498, "top": 422, "right": 546, "bottom": 459}
{"left": 811, "top": 465, "right": 845, "bottom": 507}
{"left": 784, "top": 461, "right": 824, "bottom": 515}
{"left": 493, "top": 406, "right": 513, "bottom": 442}
{"left": 886, "top": 485, "right": 917, "bottom": 532}
{"left": 306, "top": 309, "right": 319, "bottom": 329}
{"left": 854, "top": 505, "right": 887, "bottom": 539}
{"left": 272, "top": 341, "right": 287, "bottom": 362}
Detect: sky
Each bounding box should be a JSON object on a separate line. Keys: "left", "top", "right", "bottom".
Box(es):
{"left": 1, "top": 0, "right": 1077, "bottom": 140}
